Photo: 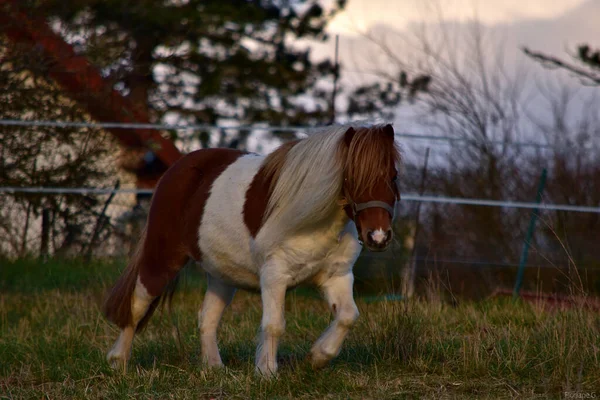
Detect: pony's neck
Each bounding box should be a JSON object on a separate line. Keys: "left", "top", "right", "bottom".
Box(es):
{"left": 256, "top": 125, "right": 351, "bottom": 250}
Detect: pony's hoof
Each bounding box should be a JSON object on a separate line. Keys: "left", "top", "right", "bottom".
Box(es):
{"left": 201, "top": 357, "right": 224, "bottom": 369}
{"left": 255, "top": 364, "right": 278, "bottom": 378}
{"left": 205, "top": 362, "right": 224, "bottom": 369}
{"left": 107, "top": 352, "right": 128, "bottom": 372}
{"left": 308, "top": 348, "right": 331, "bottom": 369}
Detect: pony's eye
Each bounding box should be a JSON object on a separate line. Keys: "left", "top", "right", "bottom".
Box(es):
{"left": 391, "top": 175, "right": 398, "bottom": 182}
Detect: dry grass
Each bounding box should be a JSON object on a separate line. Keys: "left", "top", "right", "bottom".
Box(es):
{"left": 1, "top": 258, "right": 599, "bottom": 399}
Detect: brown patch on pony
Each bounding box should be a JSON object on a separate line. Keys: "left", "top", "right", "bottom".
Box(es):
{"left": 342, "top": 124, "right": 401, "bottom": 200}
{"left": 243, "top": 140, "right": 300, "bottom": 237}
{"left": 103, "top": 148, "right": 245, "bottom": 331}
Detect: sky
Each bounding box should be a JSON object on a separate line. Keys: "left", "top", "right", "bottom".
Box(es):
{"left": 327, "top": 0, "right": 590, "bottom": 36}
{"left": 319, "top": 0, "right": 599, "bottom": 77}
{"left": 322, "top": 2, "right": 597, "bottom": 124}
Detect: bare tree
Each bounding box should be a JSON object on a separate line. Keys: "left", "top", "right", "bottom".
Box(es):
{"left": 349, "top": 6, "right": 600, "bottom": 297}
{"left": 523, "top": 45, "right": 600, "bottom": 86}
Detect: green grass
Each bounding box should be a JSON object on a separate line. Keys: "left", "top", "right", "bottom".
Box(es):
{"left": 1, "top": 259, "right": 599, "bottom": 399}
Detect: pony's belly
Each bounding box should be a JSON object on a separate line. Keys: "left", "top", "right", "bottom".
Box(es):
{"left": 199, "top": 231, "right": 262, "bottom": 289}
{"left": 201, "top": 256, "right": 260, "bottom": 289}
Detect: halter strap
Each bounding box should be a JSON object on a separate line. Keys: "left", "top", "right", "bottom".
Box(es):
{"left": 354, "top": 200, "right": 395, "bottom": 219}
{"left": 340, "top": 196, "right": 396, "bottom": 245}
{"left": 341, "top": 182, "right": 398, "bottom": 221}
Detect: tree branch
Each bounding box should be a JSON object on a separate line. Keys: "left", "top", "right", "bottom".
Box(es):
{"left": 522, "top": 47, "right": 600, "bottom": 86}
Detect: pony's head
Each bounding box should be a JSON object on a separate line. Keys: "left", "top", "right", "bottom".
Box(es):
{"left": 341, "top": 124, "right": 401, "bottom": 251}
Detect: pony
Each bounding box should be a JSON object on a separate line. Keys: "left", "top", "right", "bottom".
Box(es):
{"left": 103, "top": 123, "right": 401, "bottom": 376}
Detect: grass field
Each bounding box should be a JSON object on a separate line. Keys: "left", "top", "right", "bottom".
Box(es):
{"left": 1, "top": 258, "right": 599, "bottom": 399}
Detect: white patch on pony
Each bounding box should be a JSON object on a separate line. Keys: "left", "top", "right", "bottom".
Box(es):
{"left": 199, "top": 154, "right": 264, "bottom": 288}
{"left": 371, "top": 228, "right": 386, "bottom": 244}
{"left": 132, "top": 276, "right": 153, "bottom": 322}
{"left": 198, "top": 152, "right": 364, "bottom": 290}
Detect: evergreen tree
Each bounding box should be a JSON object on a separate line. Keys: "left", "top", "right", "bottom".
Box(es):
{"left": 34, "top": 0, "right": 345, "bottom": 148}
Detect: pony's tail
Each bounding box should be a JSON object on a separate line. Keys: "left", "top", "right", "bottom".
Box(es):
{"left": 102, "top": 228, "right": 147, "bottom": 330}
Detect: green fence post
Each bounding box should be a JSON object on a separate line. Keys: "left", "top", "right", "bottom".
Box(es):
{"left": 513, "top": 168, "right": 547, "bottom": 299}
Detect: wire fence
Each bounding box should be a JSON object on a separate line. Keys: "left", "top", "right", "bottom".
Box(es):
{"left": 2, "top": 117, "right": 600, "bottom": 299}
{"left": 3, "top": 187, "right": 598, "bottom": 269}
{"left": 2, "top": 186, "right": 598, "bottom": 299}
{"left": 2, "top": 186, "right": 600, "bottom": 214}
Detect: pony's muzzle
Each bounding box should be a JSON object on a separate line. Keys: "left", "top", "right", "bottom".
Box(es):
{"left": 365, "top": 229, "right": 392, "bottom": 251}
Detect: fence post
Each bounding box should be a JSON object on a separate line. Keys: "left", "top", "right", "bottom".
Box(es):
{"left": 402, "top": 147, "right": 430, "bottom": 299}
{"left": 513, "top": 168, "right": 547, "bottom": 299}
{"left": 329, "top": 34, "right": 340, "bottom": 124}
{"left": 40, "top": 207, "right": 51, "bottom": 261}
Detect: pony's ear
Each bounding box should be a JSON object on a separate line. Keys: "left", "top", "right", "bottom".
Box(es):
{"left": 343, "top": 127, "right": 356, "bottom": 147}
{"left": 383, "top": 124, "right": 394, "bottom": 138}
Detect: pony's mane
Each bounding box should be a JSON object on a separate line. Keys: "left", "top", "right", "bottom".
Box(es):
{"left": 256, "top": 123, "right": 401, "bottom": 251}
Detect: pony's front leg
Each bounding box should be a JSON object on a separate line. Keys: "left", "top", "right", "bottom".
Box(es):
{"left": 256, "top": 268, "right": 287, "bottom": 377}
{"left": 310, "top": 272, "right": 359, "bottom": 368}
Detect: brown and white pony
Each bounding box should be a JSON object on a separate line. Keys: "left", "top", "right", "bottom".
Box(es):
{"left": 103, "top": 124, "right": 401, "bottom": 376}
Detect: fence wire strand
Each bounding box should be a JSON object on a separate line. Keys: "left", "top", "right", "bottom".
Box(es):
{"left": 2, "top": 187, "right": 600, "bottom": 213}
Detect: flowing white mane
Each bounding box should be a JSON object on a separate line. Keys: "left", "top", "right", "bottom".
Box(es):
{"left": 264, "top": 124, "right": 350, "bottom": 236}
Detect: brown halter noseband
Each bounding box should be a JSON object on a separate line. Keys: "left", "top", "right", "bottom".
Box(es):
{"left": 340, "top": 180, "right": 399, "bottom": 222}
{"left": 349, "top": 199, "right": 396, "bottom": 220}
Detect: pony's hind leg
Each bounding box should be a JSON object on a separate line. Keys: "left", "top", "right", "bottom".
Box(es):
{"left": 198, "top": 275, "right": 236, "bottom": 367}
{"left": 106, "top": 277, "right": 155, "bottom": 370}
{"left": 104, "top": 234, "right": 188, "bottom": 371}
{"left": 310, "top": 272, "right": 359, "bottom": 368}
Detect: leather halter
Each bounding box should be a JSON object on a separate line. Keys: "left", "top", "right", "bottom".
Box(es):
{"left": 340, "top": 183, "right": 397, "bottom": 221}
{"left": 339, "top": 185, "right": 398, "bottom": 245}
{"left": 351, "top": 200, "right": 395, "bottom": 219}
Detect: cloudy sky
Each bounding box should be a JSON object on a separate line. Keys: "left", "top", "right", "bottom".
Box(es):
{"left": 318, "top": 0, "right": 599, "bottom": 77}
{"left": 315, "top": 1, "right": 598, "bottom": 124}
{"left": 327, "top": 0, "right": 592, "bottom": 37}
